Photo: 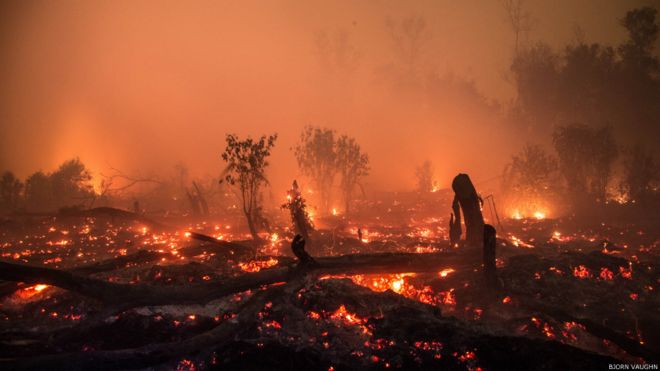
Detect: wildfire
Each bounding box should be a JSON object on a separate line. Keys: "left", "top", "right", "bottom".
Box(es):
{"left": 438, "top": 268, "right": 455, "bottom": 278}
{"left": 509, "top": 235, "right": 534, "bottom": 248}
{"left": 573, "top": 265, "right": 592, "bottom": 279}
{"left": 349, "top": 273, "right": 415, "bottom": 294}
{"left": 17, "top": 284, "right": 50, "bottom": 299}
{"left": 360, "top": 229, "right": 369, "bottom": 243}
{"left": 238, "top": 258, "right": 279, "bottom": 272}
{"left": 329, "top": 305, "right": 371, "bottom": 334}
{"left": 330, "top": 305, "right": 363, "bottom": 325}
{"left": 509, "top": 208, "right": 549, "bottom": 220}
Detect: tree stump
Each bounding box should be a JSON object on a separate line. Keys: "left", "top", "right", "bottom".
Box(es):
{"left": 451, "top": 173, "right": 484, "bottom": 248}
{"left": 449, "top": 196, "right": 462, "bottom": 247}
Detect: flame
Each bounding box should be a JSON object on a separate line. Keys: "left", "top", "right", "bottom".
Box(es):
{"left": 573, "top": 265, "right": 591, "bottom": 279}
{"left": 438, "top": 268, "right": 455, "bottom": 278}
{"left": 331, "top": 305, "right": 362, "bottom": 324}
{"left": 17, "top": 284, "right": 51, "bottom": 299}
{"left": 239, "top": 258, "right": 279, "bottom": 272}
{"left": 509, "top": 206, "right": 550, "bottom": 220}
{"left": 360, "top": 229, "right": 369, "bottom": 243}
{"left": 332, "top": 208, "right": 338, "bottom": 216}
{"left": 34, "top": 284, "right": 49, "bottom": 292}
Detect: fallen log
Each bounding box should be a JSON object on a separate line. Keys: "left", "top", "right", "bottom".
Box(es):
{"left": 0, "top": 238, "right": 255, "bottom": 298}
{"left": 518, "top": 299, "right": 658, "bottom": 364}
{"left": 0, "top": 249, "right": 474, "bottom": 307}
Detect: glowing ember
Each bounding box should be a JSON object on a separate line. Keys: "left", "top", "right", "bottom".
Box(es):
{"left": 573, "top": 265, "right": 592, "bottom": 279}
{"left": 33, "top": 284, "right": 49, "bottom": 292}
{"left": 599, "top": 268, "right": 614, "bottom": 281}
{"left": 17, "top": 284, "right": 51, "bottom": 299}
{"left": 509, "top": 235, "right": 534, "bottom": 248}
{"left": 329, "top": 305, "right": 370, "bottom": 334}
{"left": 438, "top": 268, "right": 455, "bottom": 278}
{"left": 439, "top": 289, "right": 457, "bottom": 305}
{"left": 619, "top": 265, "right": 633, "bottom": 279}
{"left": 349, "top": 273, "right": 415, "bottom": 294}
{"left": 238, "top": 258, "right": 279, "bottom": 273}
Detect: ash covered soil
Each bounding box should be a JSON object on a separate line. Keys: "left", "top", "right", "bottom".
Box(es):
{"left": 0, "top": 196, "right": 657, "bottom": 370}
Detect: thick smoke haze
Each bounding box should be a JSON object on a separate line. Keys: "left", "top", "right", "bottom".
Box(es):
{"left": 1, "top": 0, "right": 657, "bottom": 196}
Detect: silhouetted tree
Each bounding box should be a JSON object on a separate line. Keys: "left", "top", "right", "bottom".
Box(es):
{"left": 620, "top": 144, "right": 659, "bottom": 203}
{"left": 415, "top": 160, "right": 434, "bottom": 193}
{"left": 510, "top": 7, "right": 659, "bottom": 146}
{"left": 221, "top": 133, "right": 277, "bottom": 241}
{"left": 0, "top": 171, "right": 23, "bottom": 212}
{"left": 619, "top": 6, "right": 659, "bottom": 76}
{"left": 49, "top": 158, "right": 94, "bottom": 210}
{"left": 553, "top": 124, "right": 617, "bottom": 203}
{"left": 336, "top": 135, "right": 369, "bottom": 215}
{"left": 510, "top": 42, "right": 560, "bottom": 132}
{"left": 385, "top": 15, "right": 431, "bottom": 87}
{"left": 314, "top": 29, "right": 360, "bottom": 77}
{"left": 501, "top": 0, "right": 533, "bottom": 55}
{"left": 293, "top": 126, "right": 338, "bottom": 214}
{"left": 502, "top": 144, "right": 558, "bottom": 212}
{"left": 25, "top": 171, "right": 51, "bottom": 212}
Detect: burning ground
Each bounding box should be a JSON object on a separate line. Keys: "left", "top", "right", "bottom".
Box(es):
{"left": 0, "top": 192, "right": 657, "bottom": 371}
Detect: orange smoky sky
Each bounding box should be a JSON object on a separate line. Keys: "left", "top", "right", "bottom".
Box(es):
{"left": 0, "top": 0, "right": 655, "bottom": 195}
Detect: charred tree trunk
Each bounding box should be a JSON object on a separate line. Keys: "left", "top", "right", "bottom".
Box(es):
{"left": 483, "top": 224, "right": 498, "bottom": 288}
{"left": 192, "top": 181, "right": 209, "bottom": 216}
{"left": 449, "top": 196, "right": 462, "bottom": 247}
{"left": 186, "top": 190, "right": 201, "bottom": 216}
{"left": 451, "top": 174, "right": 484, "bottom": 248}
{"left": 0, "top": 250, "right": 470, "bottom": 307}
{"left": 245, "top": 211, "right": 261, "bottom": 242}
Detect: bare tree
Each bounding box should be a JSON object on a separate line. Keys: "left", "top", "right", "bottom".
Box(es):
{"left": 293, "top": 126, "right": 338, "bottom": 214}
{"left": 314, "top": 29, "right": 360, "bottom": 77}
{"left": 501, "top": 0, "right": 533, "bottom": 55}
{"left": 0, "top": 171, "right": 23, "bottom": 212}
{"left": 385, "top": 15, "right": 431, "bottom": 84}
{"left": 620, "top": 144, "right": 659, "bottom": 203}
{"left": 221, "top": 133, "right": 277, "bottom": 241}
{"left": 336, "top": 135, "right": 369, "bottom": 215}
